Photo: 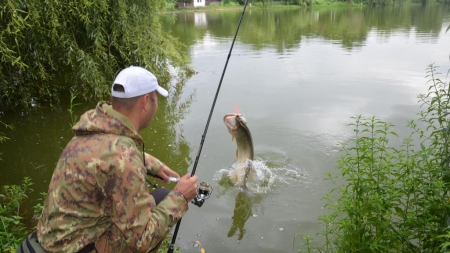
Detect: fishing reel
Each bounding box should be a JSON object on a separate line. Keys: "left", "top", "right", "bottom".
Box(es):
{"left": 192, "top": 181, "right": 213, "bottom": 207}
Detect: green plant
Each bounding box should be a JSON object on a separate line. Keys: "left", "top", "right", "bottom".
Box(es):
{"left": 0, "top": 121, "right": 13, "bottom": 160}
{"left": 68, "top": 91, "right": 81, "bottom": 128}
{"left": 0, "top": 121, "right": 12, "bottom": 144}
{"left": 31, "top": 192, "right": 46, "bottom": 228}
{"left": 222, "top": 0, "right": 231, "bottom": 5}
{"left": 0, "top": 177, "right": 33, "bottom": 251}
{"left": 302, "top": 64, "right": 450, "bottom": 252}
{"left": 440, "top": 228, "right": 450, "bottom": 253}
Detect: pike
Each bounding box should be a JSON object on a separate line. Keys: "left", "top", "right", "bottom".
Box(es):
{"left": 223, "top": 113, "right": 255, "bottom": 188}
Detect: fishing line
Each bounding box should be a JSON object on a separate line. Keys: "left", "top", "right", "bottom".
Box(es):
{"left": 167, "top": 0, "right": 250, "bottom": 252}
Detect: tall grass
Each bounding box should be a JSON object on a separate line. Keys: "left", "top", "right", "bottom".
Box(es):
{"left": 302, "top": 64, "right": 450, "bottom": 252}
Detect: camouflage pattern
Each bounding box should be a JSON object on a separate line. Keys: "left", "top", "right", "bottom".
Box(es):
{"left": 37, "top": 101, "right": 188, "bottom": 253}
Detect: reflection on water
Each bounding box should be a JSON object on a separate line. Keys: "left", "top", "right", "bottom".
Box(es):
{"left": 165, "top": 4, "right": 447, "bottom": 53}
{"left": 227, "top": 191, "right": 263, "bottom": 241}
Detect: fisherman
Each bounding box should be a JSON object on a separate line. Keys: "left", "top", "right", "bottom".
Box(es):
{"left": 23, "top": 66, "right": 199, "bottom": 253}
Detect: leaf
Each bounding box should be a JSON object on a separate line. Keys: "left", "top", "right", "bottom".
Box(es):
{"left": 7, "top": 0, "right": 14, "bottom": 9}
{"left": 11, "top": 56, "right": 21, "bottom": 66}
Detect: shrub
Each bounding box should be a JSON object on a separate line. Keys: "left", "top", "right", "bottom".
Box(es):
{"left": 302, "top": 64, "right": 450, "bottom": 252}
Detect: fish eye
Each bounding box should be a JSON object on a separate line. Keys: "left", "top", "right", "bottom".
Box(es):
{"left": 236, "top": 115, "right": 247, "bottom": 124}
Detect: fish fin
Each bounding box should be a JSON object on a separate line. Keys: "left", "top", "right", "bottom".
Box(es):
{"left": 231, "top": 136, "right": 235, "bottom": 142}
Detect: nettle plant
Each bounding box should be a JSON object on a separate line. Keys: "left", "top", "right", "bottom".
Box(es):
{"left": 302, "top": 65, "right": 450, "bottom": 253}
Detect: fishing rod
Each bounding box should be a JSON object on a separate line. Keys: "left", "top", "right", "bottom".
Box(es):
{"left": 167, "top": 0, "right": 250, "bottom": 252}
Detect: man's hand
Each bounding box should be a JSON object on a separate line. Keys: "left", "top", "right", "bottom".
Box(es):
{"left": 174, "top": 174, "right": 199, "bottom": 202}
{"left": 155, "top": 164, "right": 180, "bottom": 184}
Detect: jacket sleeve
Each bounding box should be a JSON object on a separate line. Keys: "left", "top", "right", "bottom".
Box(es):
{"left": 144, "top": 153, "right": 163, "bottom": 175}
{"left": 106, "top": 138, "right": 188, "bottom": 252}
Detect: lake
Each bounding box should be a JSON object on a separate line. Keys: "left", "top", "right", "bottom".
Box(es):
{"left": 1, "top": 3, "right": 450, "bottom": 252}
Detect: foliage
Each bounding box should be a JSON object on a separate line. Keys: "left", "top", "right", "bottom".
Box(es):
{"left": 166, "top": 0, "right": 180, "bottom": 10}
{"left": 288, "top": 0, "right": 313, "bottom": 6}
{"left": 0, "top": 177, "right": 34, "bottom": 251}
{"left": 68, "top": 91, "right": 81, "bottom": 128}
{"left": 0, "top": 121, "right": 12, "bottom": 143}
{"left": 0, "top": 0, "right": 190, "bottom": 110}
{"left": 0, "top": 121, "right": 13, "bottom": 160}
{"left": 221, "top": 0, "right": 242, "bottom": 6}
{"left": 301, "top": 64, "right": 450, "bottom": 252}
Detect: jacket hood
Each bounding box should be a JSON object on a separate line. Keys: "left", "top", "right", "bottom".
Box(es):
{"left": 72, "top": 101, "right": 143, "bottom": 143}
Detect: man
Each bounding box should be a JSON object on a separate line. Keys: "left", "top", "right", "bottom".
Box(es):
{"left": 36, "top": 66, "right": 199, "bottom": 252}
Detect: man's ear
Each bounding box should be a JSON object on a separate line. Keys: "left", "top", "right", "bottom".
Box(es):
{"left": 149, "top": 91, "right": 157, "bottom": 102}
{"left": 141, "top": 94, "right": 150, "bottom": 111}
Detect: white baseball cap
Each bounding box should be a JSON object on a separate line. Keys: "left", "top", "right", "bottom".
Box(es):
{"left": 111, "top": 66, "right": 168, "bottom": 98}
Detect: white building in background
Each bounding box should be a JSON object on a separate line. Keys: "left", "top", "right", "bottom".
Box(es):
{"left": 194, "top": 0, "right": 205, "bottom": 7}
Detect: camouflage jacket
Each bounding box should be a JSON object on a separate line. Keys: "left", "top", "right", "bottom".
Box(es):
{"left": 37, "top": 101, "right": 188, "bottom": 253}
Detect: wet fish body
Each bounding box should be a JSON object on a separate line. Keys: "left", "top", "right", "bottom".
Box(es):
{"left": 223, "top": 113, "right": 255, "bottom": 188}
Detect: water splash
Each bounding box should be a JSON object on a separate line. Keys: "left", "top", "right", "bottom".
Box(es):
{"left": 213, "top": 158, "right": 308, "bottom": 193}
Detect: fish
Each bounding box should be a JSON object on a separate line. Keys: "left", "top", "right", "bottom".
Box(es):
{"left": 223, "top": 113, "right": 255, "bottom": 188}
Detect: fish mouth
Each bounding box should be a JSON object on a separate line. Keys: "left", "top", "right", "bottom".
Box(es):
{"left": 223, "top": 113, "right": 239, "bottom": 130}
{"left": 224, "top": 113, "right": 248, "bottom": 132}
{"left": 223, "top": 113, "right": 250, "bottom": 140}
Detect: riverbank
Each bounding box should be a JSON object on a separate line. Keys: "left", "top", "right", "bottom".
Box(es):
{"left": 168, "top": 0, "right": 432, "bottom": 13}
{"left": 167, "top": 1, "right": 356, "bottom": 13}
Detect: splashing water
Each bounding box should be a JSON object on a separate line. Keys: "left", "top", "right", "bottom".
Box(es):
{"left": 213, "top": 158, "right": 308, "bottom": 193}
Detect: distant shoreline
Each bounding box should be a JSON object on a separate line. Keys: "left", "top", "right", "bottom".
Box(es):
{"left": 167, "top": 5, "right": 260, "bottom": 13}
{"left": 166, "top": 3, "right": 351, "bottom": 13}
{"left": 167, "top": 1, "right": 429, "bottom": 13}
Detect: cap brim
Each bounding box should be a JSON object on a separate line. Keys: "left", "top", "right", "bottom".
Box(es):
{"left": 156, "top": 86, "right": 169, "bottom": 97}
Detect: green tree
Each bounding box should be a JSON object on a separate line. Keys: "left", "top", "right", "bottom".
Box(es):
{"left": 0, "top": 0, "right": 190, "bottom": 110}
